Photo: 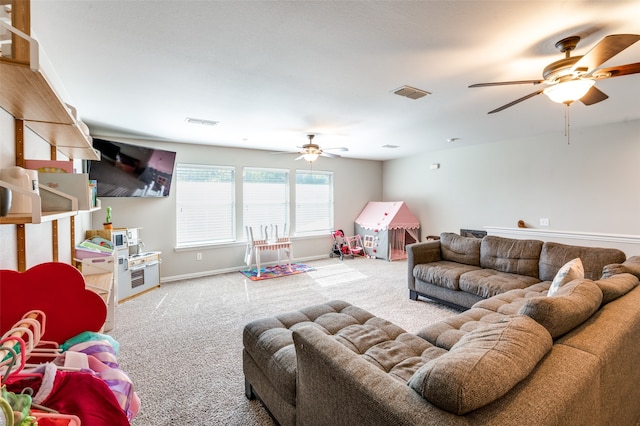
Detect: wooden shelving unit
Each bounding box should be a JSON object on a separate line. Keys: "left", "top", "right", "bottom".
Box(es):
{"left": 0, "top": 0, "right": 100, "bottom": 271}
{"left": 0, "top": 4, "right": 98, "bottom": 160}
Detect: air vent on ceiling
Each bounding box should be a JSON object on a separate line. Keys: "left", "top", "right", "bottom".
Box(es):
{"left": 392, "top": 85, "right": 431, "bottom": 100}
{"left": 382, "top": 144, "right": 399, "bottom": 149}
{"left": 185, "top": 117, "right": 219, "bottom": 126}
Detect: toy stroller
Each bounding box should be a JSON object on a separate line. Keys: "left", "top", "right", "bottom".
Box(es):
{"left": 329, "top": 230, "right": 364, "bottom": 260}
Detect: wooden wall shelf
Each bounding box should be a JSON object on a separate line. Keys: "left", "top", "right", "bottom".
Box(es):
{"left": 0, "top": 19, "right": 98, "bottom": 160}
{"left": 0, "top": 179, "right": 79, "bottom": 224}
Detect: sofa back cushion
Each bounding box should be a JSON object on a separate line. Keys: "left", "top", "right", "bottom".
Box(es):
{"left": 479, "top": 236, "right": 543, "bottom": 278}
{"left": 519, "top": 278, "right": 603, "bottom": 339}
{"left": 439, "top": 232, "right": 481, "bottom": 267}
{"left": 601, "top": 256, "right": 640, "bottom": 280}
{"left": 408, "top": 315, "right": 552, "bottom": 415}
{"left": 539, "top": 242, "right": 626, "bottom": 281}
{"left": 595, "top": 273, "right": 639, "bottom": 305}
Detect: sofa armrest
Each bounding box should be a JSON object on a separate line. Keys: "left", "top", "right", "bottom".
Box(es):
{"left": 292, "top": 325, "right": 466, "bottom": 426}
{"left": 407, "top": 241, "right": 442, "bottom": 291}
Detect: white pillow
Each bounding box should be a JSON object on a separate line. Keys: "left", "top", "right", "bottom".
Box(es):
{"left": 548, "top": 258, "right": 584, "bottom": 296}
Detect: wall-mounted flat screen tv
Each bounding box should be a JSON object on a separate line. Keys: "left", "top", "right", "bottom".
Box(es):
{"left": 88, "top": 138, "right": 177, "bottom": 197}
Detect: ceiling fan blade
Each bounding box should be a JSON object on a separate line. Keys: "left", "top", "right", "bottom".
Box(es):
{"left": 270, "top": 150, "right": 298, "bottom": 155}
{"left": 591, "top": 62, "right": 640, "bottom": 79}
{"left": 487, "top": 89, "right": 545, "bottom": 114}
{"left": 469, "top": 80, "right": 544, "bottom": 88}
{"left": 573, "top": 34, "right": 640, "bottom": 74}
{"left": 579, "top": 86, "right": 609, "bottom": 106}
{"left": 322, "top": 147, "right": 349, "bottom": 152}
{"left": 320, "top": 152, "right": 341, "bottom": 158}
{"left": 294, "top": 154, "right": 305, "bottom": 161}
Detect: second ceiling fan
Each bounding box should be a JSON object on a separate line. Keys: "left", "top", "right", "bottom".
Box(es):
{"left": 275, "top": 134, "right": 348, "bottom": 163}
{"left": 469, "top": 33, "right": 640, "bottom": 114}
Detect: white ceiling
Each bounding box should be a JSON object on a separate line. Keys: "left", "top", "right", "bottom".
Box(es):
{"left": 29, "top": 1, "right": 640, "bottom": 161}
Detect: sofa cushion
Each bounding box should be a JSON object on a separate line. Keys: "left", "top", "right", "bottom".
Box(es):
{"left": 479, "top": 236, "right": 543, "bottom": 278}
{"left": 548, "top": 258, "right": 584, "bottom": 296}
{"left": 408, "top": 315, "right": 552, "bottom": 415}
{"left": 538, "top": 242, "right": 626, "bottom": 281}
{"left": 459, "top": 269, "right": 541, "bottom": 299}
{"left": 413, "top": 261, "right": 481, "bottom": 290}
{"left": 471, "top": 282, "right": 551, "bottom": 314}
{"left": 601, "top": 256, "right": 640, "bottom": 280}
{"left": 519, "top": 279, "right": 602, "bottom": 339}
{"left": 594, "top": 273, "right": 639, "bottom": 305}
{"left": 439, "top": 232, "right": 481, "bottom": 266}
{"left": 416, "top": 307, "right": 506, "bottom": 350}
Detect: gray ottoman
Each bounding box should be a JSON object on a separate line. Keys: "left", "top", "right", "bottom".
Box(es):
{"left": 243, "top": 300, "right": 445, "bottom": 426}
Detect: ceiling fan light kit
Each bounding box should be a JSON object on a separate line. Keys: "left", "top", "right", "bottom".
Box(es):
{"left": 302, "top": 152, "right": 320, "bottom": 163}
{"left": 543, "top": 79, "right": 595, "bottom": 104}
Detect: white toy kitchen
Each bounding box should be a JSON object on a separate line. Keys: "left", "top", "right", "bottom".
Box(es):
{"left": 112, "top": 227, "right": 161, "bottom": 302}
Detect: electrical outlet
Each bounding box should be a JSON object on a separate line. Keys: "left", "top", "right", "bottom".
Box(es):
{"left": 196, "top": 252, "right": 203, "bottom": 261}
{"left": 539, "top": 218, "right": 550, "bottom": 227}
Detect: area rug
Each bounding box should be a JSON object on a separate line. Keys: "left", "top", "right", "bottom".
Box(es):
{"left": 240, "top": 263, "right": 315, "bottom": 281}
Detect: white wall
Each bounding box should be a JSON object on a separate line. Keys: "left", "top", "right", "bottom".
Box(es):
{"left": 5, "top": 110, "right": 638, "bottom": 274}
{"left": 90, "top": 137, "right": 383, "bottom": 280}
{"left": 383, "top": 119, "right": 640, "bottom": 253}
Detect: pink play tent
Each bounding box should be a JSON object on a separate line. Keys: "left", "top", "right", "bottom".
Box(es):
{"left": 354, "top": 201, "right": 420, "bottom": 261}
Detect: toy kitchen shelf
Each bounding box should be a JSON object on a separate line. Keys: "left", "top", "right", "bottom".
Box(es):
{"left": 0, "top": 17, "right": 99, "bottom": 160}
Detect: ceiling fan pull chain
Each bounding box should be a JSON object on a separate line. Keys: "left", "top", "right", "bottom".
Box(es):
{"left": 564, "top": 104, "right": 571, "bottom": 145}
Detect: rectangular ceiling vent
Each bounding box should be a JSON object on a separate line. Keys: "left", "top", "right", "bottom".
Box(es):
{"left": 393, "top": 85, "right": 431, "bottom": 100}
{"left": 185, "top": 117, "right": 219, "bottom": 126}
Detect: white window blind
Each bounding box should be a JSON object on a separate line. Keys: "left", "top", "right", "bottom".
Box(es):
{"left": 176, "top": 164, "right": 235, "bottom": 246}
{"left": 295, "top": 170, "right": 334, "bottom": 236}
{"left": 243, "top": 167, "right": 289, "bottom": 238}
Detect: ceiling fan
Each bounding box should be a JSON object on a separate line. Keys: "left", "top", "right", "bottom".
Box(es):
{"left": 273, "top": 134, "right": 348, "bottom": 162}
{"left": 469, "top": 33, "right": 640, "bottom": 114}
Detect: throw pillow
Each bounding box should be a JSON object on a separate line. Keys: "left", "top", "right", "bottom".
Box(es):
{"left": 519, "top": 279, "right": 602, "bottom": 339}
{"left": 548, "top": 258, "right": 584, "bottom": 296}
{"left": 408, "top": 315, "right": 552, "bottom": 415}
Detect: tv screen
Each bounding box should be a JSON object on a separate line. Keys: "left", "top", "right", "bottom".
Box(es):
{"left": 88, "top": 138, "right": 177, "bottom": 197}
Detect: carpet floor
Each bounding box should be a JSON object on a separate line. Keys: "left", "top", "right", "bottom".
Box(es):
{"left": 108, "top": 256, "right": 460, "bottom": 425}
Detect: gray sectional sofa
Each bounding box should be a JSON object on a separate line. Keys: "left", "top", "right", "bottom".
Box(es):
{"left": 408, "top": 232, "right": 627, "bottom": 309}
{"left": 243, "top": 234, "right": 640, "bottom": 425}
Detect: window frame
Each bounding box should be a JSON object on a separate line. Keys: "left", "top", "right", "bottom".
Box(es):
{"left": 242, "top": 167, "right": 290, "bottom": 240}
{"left": 175, "top": 163, "right": 236, "bottom": 248}
{"left": 294, "top": 169, "right": 334, "bottom": 237}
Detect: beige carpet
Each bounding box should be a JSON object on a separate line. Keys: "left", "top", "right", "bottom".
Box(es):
{"left": 108, "top": 257, "right": 459, "bottom": 425}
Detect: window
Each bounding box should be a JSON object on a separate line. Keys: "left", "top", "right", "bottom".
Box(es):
{"left": 243, "top": 167, "right": 289, "bottom": 238}
{"left": 176, "top": 164, "right": 235, "bottom": 247}
{"left": 295, "top": 170, "right": 334, "bottom": 236}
